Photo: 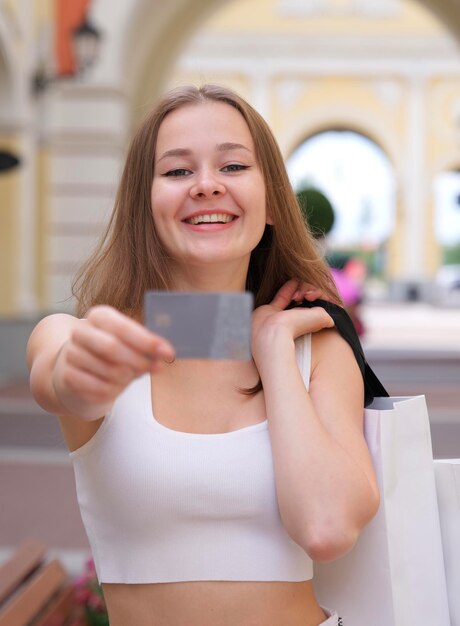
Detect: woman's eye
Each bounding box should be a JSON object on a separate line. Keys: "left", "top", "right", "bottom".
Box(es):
{"left": 222, "top": 164, "right": 249, "bottom": 173}
{"left": 164, "top": 169, "right": 191, "bottom": 177}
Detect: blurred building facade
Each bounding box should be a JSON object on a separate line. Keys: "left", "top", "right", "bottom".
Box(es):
{"left": 1, "top": 0, "right": 460, "bottom": 317}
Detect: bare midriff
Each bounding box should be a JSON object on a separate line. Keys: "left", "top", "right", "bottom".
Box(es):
{"left": 101, "top": 579, "right": 328, "bottom": 626}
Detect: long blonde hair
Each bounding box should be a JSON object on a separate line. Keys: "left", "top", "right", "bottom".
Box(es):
{"left": 72, "top": 84, "right": 340, "bottom": 317}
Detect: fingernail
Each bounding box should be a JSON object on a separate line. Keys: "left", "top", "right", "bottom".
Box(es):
{"left": 157, "top": 346, "right": 175, "bottom": 359}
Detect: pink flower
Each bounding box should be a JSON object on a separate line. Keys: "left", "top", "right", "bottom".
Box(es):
{"left": 85, "top": 557, "right": 96, "bottom": 572}
{"left": 74, "top": 587, "right": 92, "bottom": 605}
{"left": 71, "top": 555, "right": 107, "bottom": 617}
{"left": 88, "top": 594, "right": 106, "bottom": 612}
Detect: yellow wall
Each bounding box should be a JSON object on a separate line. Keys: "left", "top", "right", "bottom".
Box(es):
{"left": 35, "top": 0, "right": 54, "bottom": 21}
{"left": 427, "top": 77, "right": 460, "bottom": 174}
{"left": 386, "top": 198, "right": 405, "bottom": 279}
{"left": 36, "top": 146, "right": 49, "bottom": 308}
{"left": 166, "top": 71, "right": 251, "bottom": 100}
{"left": 0, "top": 137, "right": 20, "bottom": 316}
{"left": 203, "top": 0, "right": 446, "bottom": 36}
{"left": 424, "top": 196, "right": 443, "bottom": 275}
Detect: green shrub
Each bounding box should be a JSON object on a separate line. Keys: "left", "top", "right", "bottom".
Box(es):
{"left": 443, "top": 244, "right": 460, "bottom": 265}
{"left": 296, "top": 187, "right": 335, "bottom": 239}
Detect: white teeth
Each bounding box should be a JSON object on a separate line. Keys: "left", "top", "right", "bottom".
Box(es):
{"left": 186, "top": 213, "right": 235, "bottom": 225}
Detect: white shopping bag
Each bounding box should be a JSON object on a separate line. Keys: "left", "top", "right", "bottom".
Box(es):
{"left": 434, "top": 459, "right": 460, "bottom": 626}
{"left": 314, "top": 396, "right": 451, "bottom": 626}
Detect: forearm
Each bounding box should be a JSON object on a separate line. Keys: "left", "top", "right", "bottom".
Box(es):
{"left": 258, "top": 331, "right": 378, "bottom": 561}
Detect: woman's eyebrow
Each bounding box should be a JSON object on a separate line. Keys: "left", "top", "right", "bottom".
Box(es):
{"left": 216, "top": 142, "right": 251, "bottom": 153}
{"left": 157, "top": 142, "right": 251, "bottom": 163}
{"left": 157, "top": 148, "right": 191, "bottom": 162}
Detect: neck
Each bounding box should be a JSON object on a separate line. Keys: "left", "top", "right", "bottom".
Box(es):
{"left": 168, "top": 258, "right": 249, "bottom": 292}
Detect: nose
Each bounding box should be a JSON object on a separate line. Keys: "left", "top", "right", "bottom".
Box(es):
{"left": 190, "top": 170, "right": 226, "bottom": 199}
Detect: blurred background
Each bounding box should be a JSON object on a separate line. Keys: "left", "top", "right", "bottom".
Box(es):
{"left": 0, "top": 0, "right": 459, "bottom": 578}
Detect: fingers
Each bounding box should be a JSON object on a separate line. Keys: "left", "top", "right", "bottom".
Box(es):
{"left": 284, "top": 306, "right": 335, "bottom": 337}
{"left": 272, "top": 280, "right": 326, "bottom": 309}
{"left": 67, "top": 306, "right": 175, "bottom": 392}
{"left": 65, "top": 341, "right": 143, "bottom": 387}
{"left": 85, "top": 306, "right": 175, "bottom": 361}
{"left": 58, "top": 362, "right": 120, "bottom": 406}
{"left": 314, "top": 308, "right": 335, "bottom": 329}
{"left": 271, "top": 279, "right": 300, "bottom": 310}
{"left": 292, "top": 283, "right": 324, "bottom": 303}
{"left": 71, "top": 323, "right": 156, "bottom": 375}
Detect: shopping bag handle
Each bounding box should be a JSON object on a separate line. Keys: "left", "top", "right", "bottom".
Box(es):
{"left": 288, "top": 299, "right": 390, "bottom": 407}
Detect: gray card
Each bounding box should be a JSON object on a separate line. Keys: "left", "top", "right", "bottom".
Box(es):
{"left": 144, "top": 291, "right": 253, "bottom": 360}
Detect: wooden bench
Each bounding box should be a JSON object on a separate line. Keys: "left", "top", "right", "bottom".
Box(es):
{"left": 0, "top": 540, "right": 82, "bottom": 626}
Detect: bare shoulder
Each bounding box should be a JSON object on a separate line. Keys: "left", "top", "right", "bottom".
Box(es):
{"left": 310, "top": 326, "right": 361, "bottom": 376}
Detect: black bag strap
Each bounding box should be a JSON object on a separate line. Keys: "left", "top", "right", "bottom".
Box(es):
{"left": 289, "top": 299, "right": 389, "bottom": 407}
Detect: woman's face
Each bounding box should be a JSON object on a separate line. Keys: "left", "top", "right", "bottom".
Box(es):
{"left": 151, "top": 101, "right": 269, "bottom": 274}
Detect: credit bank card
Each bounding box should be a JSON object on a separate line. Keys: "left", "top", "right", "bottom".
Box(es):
{"left": 144, "top": 291, "right": 253, "bottom": 360}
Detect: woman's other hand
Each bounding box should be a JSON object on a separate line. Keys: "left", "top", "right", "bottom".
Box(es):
{"left": 251, "top": 279, "right": 334, "bottom": 365}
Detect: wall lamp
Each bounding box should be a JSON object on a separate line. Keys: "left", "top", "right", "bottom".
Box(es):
{"left": 32, "top": 16, "right": 102, "bottom": 95}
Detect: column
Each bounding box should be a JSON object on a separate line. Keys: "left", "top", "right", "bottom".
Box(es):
{"left": 402, "top": 75, "right": 427, "bottom": 280}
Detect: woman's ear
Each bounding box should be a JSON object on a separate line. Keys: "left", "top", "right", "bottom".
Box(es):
{"left": 265, "top": 212, "right": 274, "bottom": 226}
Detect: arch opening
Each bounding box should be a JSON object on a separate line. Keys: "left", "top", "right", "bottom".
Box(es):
{"left": 286, "top": 130, "right": 397, "bottom": 259}
{"left": 434, "top": 168, "right": 460, "bottom": 266}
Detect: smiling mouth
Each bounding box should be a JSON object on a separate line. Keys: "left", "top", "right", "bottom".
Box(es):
{"left": 183, "top": 213, "right": 237, "bottom": 225}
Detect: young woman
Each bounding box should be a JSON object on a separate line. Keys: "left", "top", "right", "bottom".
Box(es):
{"left": 27, "top": 84, "right": 379, "bottom": 626}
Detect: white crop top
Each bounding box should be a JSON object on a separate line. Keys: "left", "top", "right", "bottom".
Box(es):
{"left": 69, "top": 334, "right": 313, "bottom": 584}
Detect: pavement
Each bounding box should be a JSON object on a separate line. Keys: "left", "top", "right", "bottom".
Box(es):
{"left": 360, "top": 301, "right": 460, "bottom": 354}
